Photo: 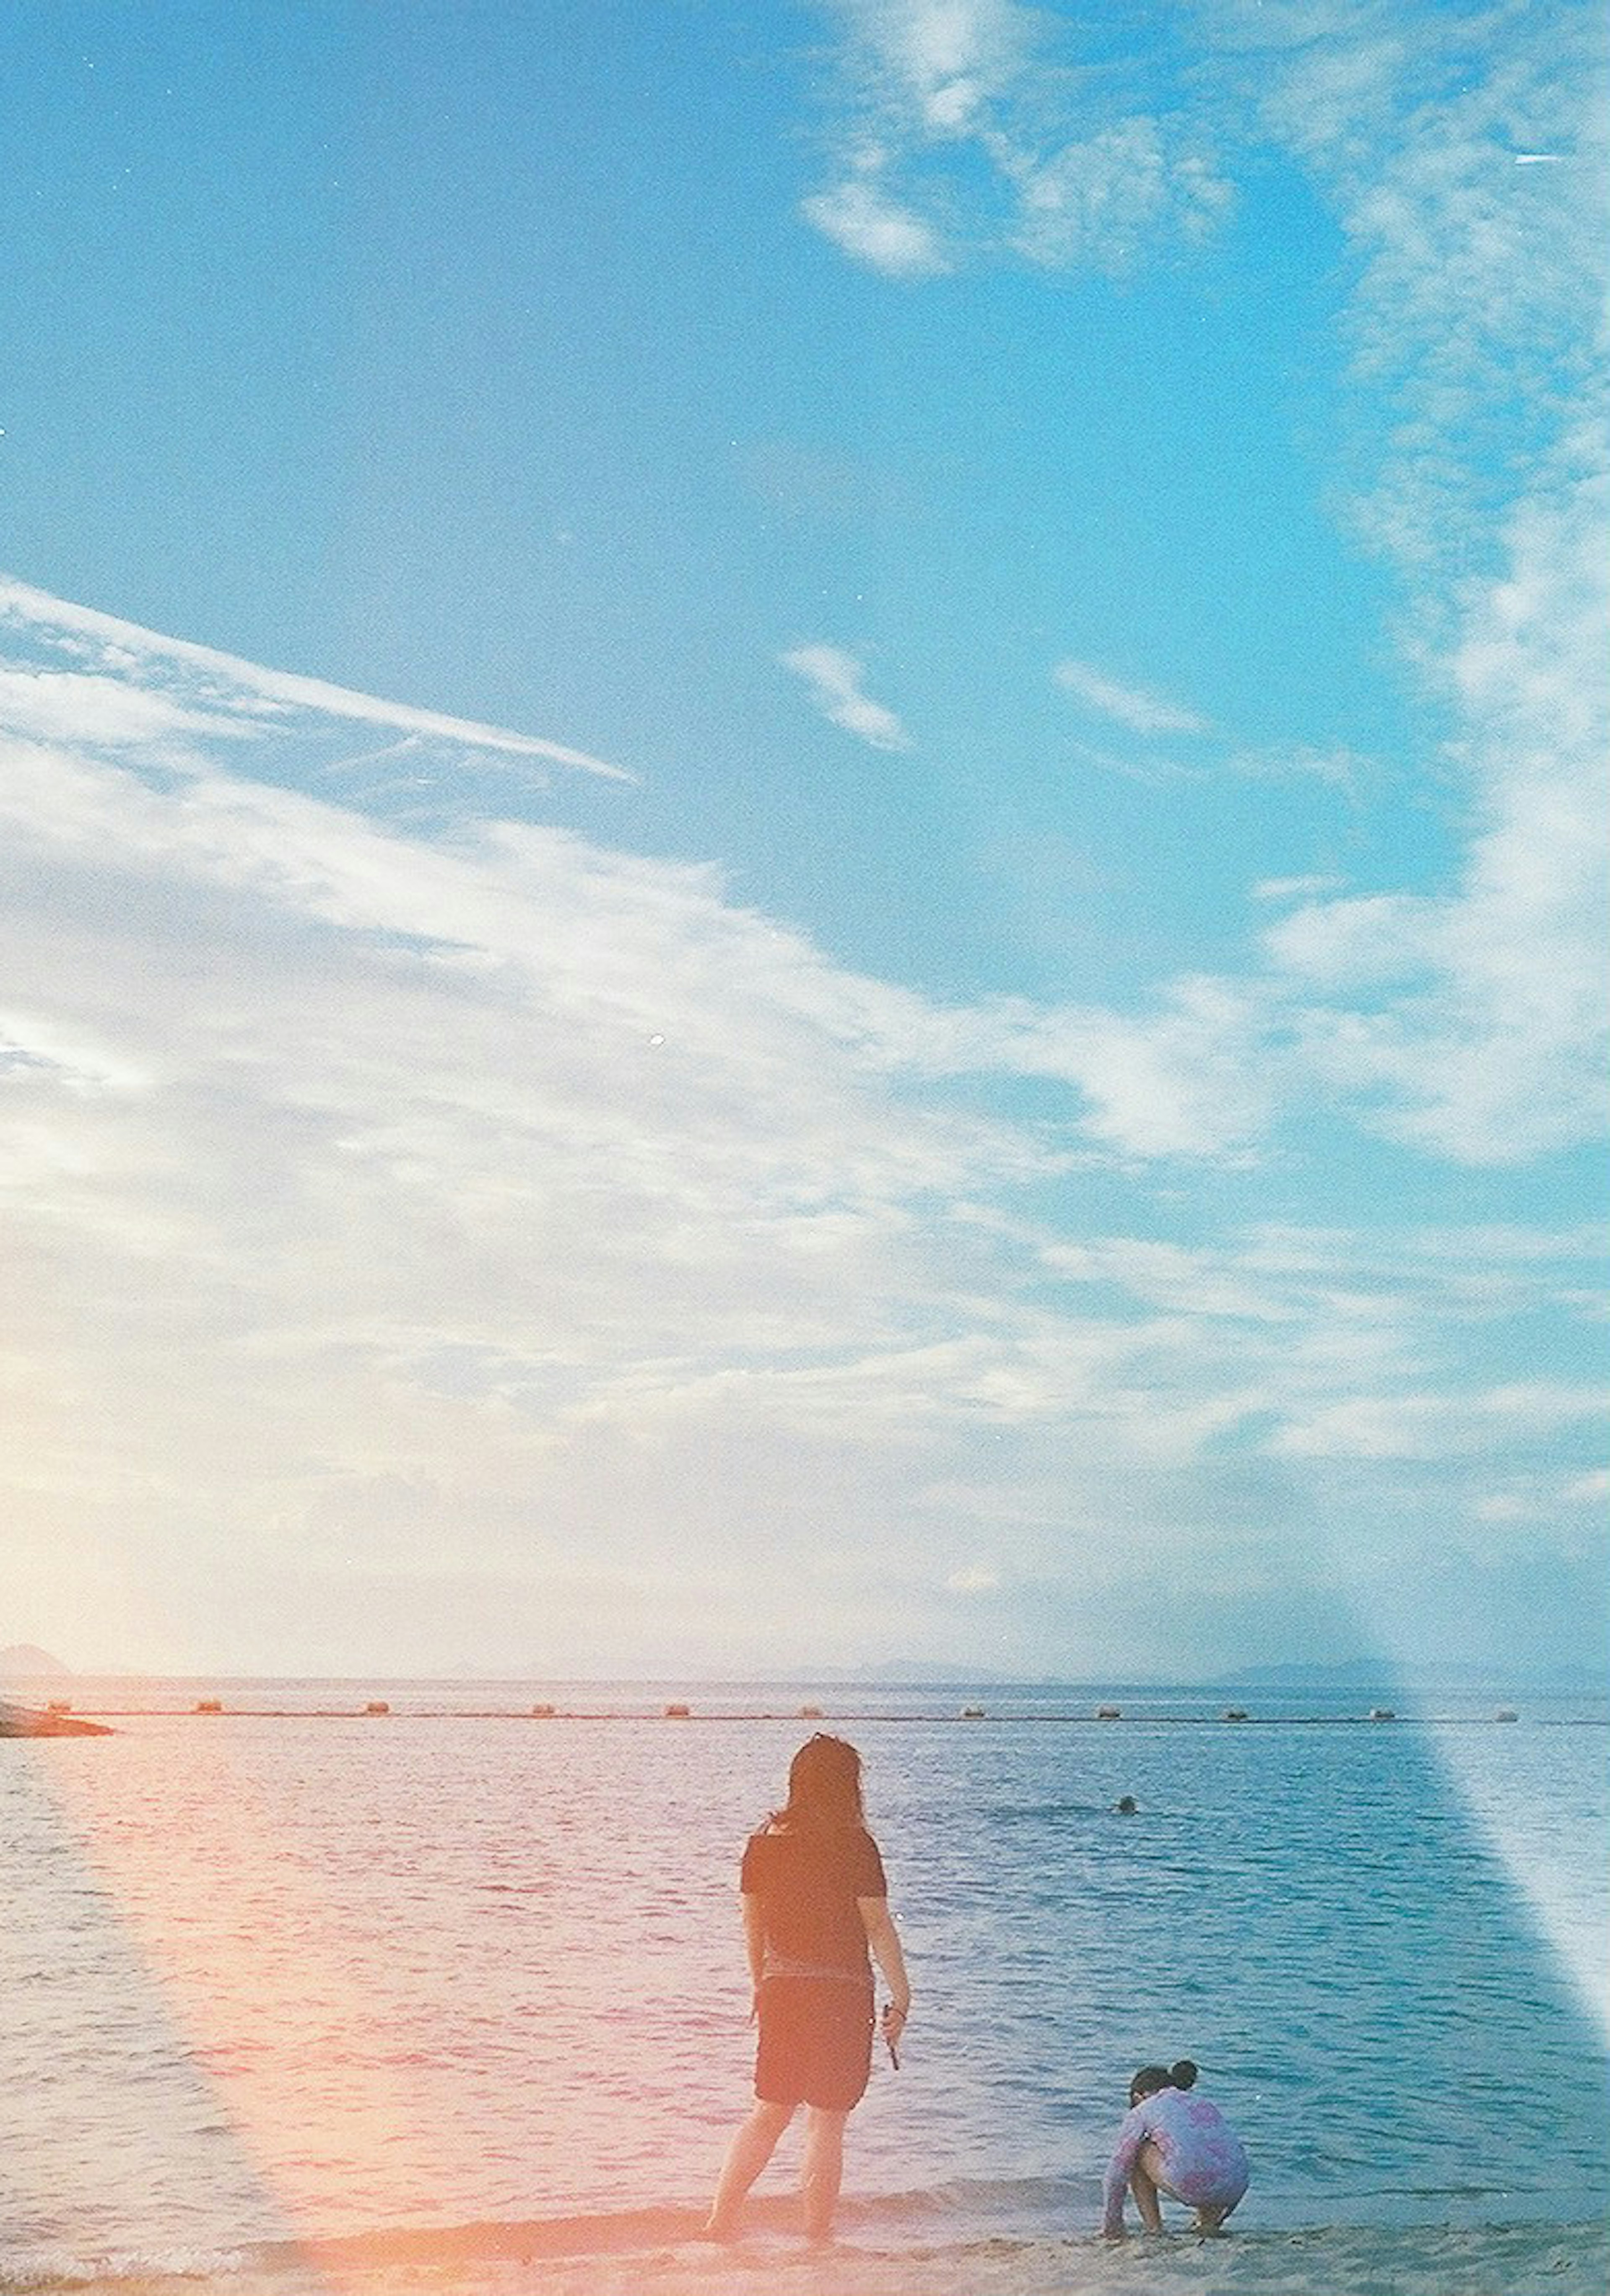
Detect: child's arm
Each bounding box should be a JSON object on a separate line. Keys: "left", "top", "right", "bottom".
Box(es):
{"left": 1101, "top": 2105, "right": 1148, "bottom": 2238}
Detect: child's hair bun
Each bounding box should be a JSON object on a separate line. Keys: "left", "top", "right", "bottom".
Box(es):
{"left": 1169, "top": 2059, "right": 1199, "bottom": 2089}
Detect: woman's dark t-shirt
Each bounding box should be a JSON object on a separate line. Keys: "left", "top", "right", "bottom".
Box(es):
{"left": 741, "top": 1822, "right": 887, "bottom": 1978}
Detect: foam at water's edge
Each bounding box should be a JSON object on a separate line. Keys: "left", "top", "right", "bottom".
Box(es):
{"left": 4, "top": 2219, "right": 1610, "bottom": 2296}
{"left": 8, "top": 2191, "right": 1610, "bottom": 2289}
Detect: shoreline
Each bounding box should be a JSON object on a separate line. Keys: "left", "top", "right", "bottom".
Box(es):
{"left": 7, "top": 2216, "right": 1610, "bottom": 2296}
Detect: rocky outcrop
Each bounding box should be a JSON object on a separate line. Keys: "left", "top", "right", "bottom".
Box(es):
{"left": 0, "top": 1702, "right": 113, "bottom": 1737}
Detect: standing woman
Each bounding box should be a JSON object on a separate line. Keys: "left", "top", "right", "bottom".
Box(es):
{"left": 704, "top": 1735, "right": 911, "bottom": 2244}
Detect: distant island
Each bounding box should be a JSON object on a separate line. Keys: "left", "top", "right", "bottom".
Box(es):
{"left": 1224, "top": 1657, "right": 1604, "bottom": 1695}
{"left": 0, "top": 1643, "right": 71, "bottom": 1677}
{"left": 0, "top": 1645, "right": 109, "bottom": 1735}
{"left": 771, "top": 1655, "right": 1602, "bottom": 1696}
{"left": 0, "top": 1647, "right": 1596, "bottom": 1698}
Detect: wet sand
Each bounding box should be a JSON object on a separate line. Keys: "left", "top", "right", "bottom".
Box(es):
{"left": 27, "top": 2216, "right": 1607, "bottom": 2296}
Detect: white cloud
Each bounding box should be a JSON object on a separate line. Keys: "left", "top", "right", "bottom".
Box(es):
{"left": 3, "top": 544, "right": 1603, "bottom": 1668}
{"left": 1262, "top": 467, "right": 1610, "bottom": 1162}
{"left": 944, "top": 1565, "right": 1000, "bottom": 1592}
{"left": 805, "top": 0, "right": 1232, "bottom": 274}
{"left": 781, "top": 642, "right": 912, "bottom": 750}
{"left": 1063, "top": 738, "right": 1205, "bottom": 788}
{"left": 1001, "top": 978, "right": 1281, "bottom": 1159}
{"left": 1265, "top": 892, "right": 1430, "bottom": 988}
{"left": 1252, "top": 874, "right": 1350, "bottom": 903}
{"left": 0, "top": 1009, "right": 153, "bottom": 1097}
{"left": 1472, "top": 1492, "right": 1536, "bottom": 1523}
{"left": 792, "top": 6, "right": 1608, "bottom": 1178}
{"left": 836, "top": 0, "right": 1031, "bottom": 133}
{"left": 1054, "top": 657, "right": 1209, "bottom": 737}
{"left": 2, "top": 630, "right": 1084, "bottom": 1657}
{"left": 0, "top": 665, "right": 242, "bottom": 748}
{"left": 1270, "top": 1382, "right": 1605, "bottom": 1461}
{"left": 1228, "top": 0, "right": 1608, "bottom": 589}
{"left": 1223, "top": 743, "right": 1368, "bottom": 791}
{"left": 1002, "top": 120, "right": 1233, "bottom": 269}
{"left": 997, "top": 6, "right": 1610, "bottom": 1172}
{"left": 1039, "top": 1235, "right": 1302, "bottom": 1324}
{"left": 800, "top": 174, "right": 950, "bottom": 276}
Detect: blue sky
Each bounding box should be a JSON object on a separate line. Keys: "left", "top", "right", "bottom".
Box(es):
{"left": 2, "top": 0, "right": 1605, "bottom": 1680}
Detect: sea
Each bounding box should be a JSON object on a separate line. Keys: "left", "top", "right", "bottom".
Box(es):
{"left": 3, "top": 1676, "right": 1607, "bottom": 2296}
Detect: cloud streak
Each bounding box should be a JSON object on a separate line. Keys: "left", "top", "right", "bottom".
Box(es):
{"left": 782, "top": 642, "right": 911, "bottom": 749}
{"left": 0, "top": 576, "right": 634, "bottom": 781}
{"left": 1054, "top": 658, "right": 1210, "bottom": 737}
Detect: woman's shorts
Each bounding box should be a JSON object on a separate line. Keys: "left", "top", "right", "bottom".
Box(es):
{"left": 754, "top": 1974, "right": 875, "bottom": 2112}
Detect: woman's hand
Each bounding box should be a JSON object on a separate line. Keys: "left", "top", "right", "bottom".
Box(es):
{"left": 878, "top": 1999, "right": 906, "bottom": 2070}
{"left": 879, "top": 1998, "right": 909, "bottom": 2067}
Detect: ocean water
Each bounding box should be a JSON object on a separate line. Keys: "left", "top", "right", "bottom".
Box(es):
{"left": 3, "top": 1678, "right": 1607, "bottom": 2296}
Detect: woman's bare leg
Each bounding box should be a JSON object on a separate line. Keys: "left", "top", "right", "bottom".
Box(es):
{"left": 704, "top": 2099, "right": 795, "bottom": 2237}
{"left": 800, "top": 2107, "right": 849, "bottom": 2244}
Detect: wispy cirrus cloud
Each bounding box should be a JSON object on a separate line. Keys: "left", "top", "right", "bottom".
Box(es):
{"left": 1054, "top": 656, "right": 1210, "bottom": 737}
{"left": 781, "top": 641, "right": 911, "bottom": 749}
{"left": 0, "top": 575, "right": 634, "bottom": 782}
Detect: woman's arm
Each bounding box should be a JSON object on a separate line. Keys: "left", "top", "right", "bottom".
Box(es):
{"left": 739, "top": 1891, "right": 766, "bottom": 2016}
{"left": 857, "top": 1895, "right": 911, "bottom": 2038}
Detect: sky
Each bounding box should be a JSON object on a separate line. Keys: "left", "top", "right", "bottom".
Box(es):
{"left": 1, "top": 0, "right": 1605, "bottom": 1683}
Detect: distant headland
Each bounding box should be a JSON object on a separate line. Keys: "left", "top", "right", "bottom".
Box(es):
{"left": 0, "top": 1643, "right": 71, "bottom": 1677}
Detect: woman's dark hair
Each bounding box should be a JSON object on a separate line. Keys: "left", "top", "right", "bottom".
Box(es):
{"left": 773, "top": 1733, "right": 865, "bottom": 1831}
{"left": 1128, "top": 2058, "right": 1198, "bottom": 2105}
